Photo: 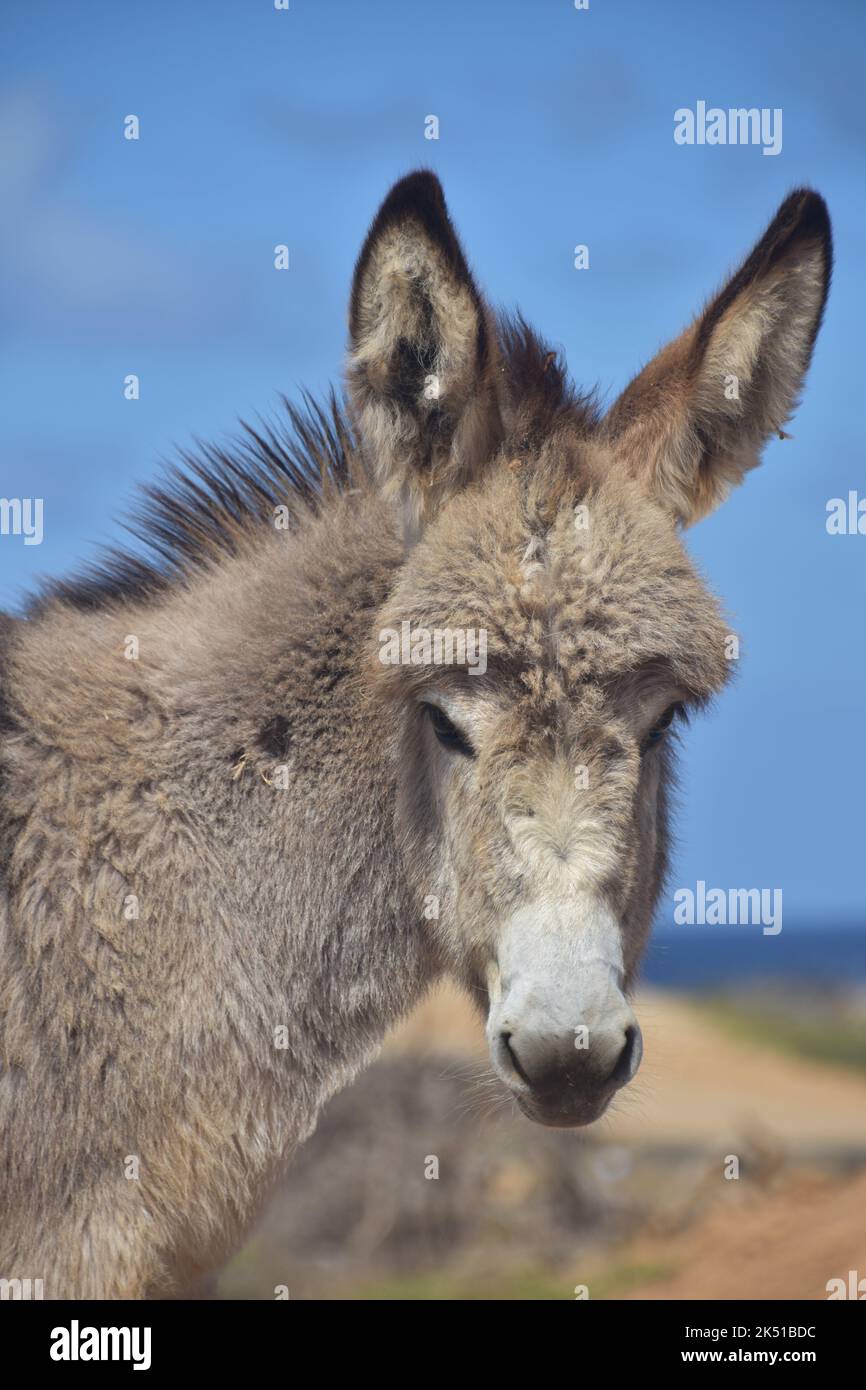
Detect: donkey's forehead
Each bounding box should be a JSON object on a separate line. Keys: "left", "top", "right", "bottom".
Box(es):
{"left": 381, "top": 470, "right": 731, "bottom": 697}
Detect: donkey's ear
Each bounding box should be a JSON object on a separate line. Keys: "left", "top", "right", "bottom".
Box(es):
{"left": 348, "top": 170, "right": 502, "bottom": 542}
{"left": 605, "top": 189, "right": 832, "bottom": 526}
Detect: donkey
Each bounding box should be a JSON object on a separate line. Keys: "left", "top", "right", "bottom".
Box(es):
{"left": 0, "top": 173, "right": 830, "bottom": 1298}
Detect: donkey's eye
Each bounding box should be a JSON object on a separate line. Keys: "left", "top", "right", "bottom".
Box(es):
{"left": 644, "top": 702, "right": 683, "bottom": 750}
{"left": 422, "top": 703, "right": 475, "bottom": 757}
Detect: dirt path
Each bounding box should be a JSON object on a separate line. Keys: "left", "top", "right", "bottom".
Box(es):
{"left": 389, "top": 983, "right": 866, "bottom": 1299}
{"left": 620, "top": 1169, "right": 866, "bottom": 1300}
{"left": 389, "top": 983, "right": 866, "bottom": 1152}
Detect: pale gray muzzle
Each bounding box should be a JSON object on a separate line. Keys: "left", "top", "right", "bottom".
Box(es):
{"left": 486, "top": 898, "right": 643, "bottom": 1127}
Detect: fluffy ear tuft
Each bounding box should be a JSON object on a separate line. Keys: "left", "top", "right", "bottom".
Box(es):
{"left": 605, "top": 189, "right": 832, "bottom": 526}
{"left": 347, "top": 171, "right": 502, "bottom": 542}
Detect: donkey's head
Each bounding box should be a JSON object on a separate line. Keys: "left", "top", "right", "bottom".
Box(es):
{"left": 354, "top": 173, "right": 831, "bottom": 1126}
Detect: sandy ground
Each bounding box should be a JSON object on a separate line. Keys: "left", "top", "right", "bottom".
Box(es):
{"left": 386, "top": 982, "right": 866, "bottom": 1299}
{"left": 389, "top": 983, "right": 866, "bottom": 1152}
{"left": 619, "top": 1168, "right": 866, "bottom": 1300}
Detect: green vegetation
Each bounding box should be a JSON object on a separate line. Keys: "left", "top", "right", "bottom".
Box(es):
{"left": 700, "top": 995, "right": 866, "bottom": 1073}
{"left": 351, "top": 1258, "right": 676, "bottom": 1301}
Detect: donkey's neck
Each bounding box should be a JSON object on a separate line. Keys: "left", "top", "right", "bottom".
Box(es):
{"left": 165, "top": 496, "right": 436, "bottom": 1056}
{"left": 21, "top": 494, "right": 435, "bottom": 1131}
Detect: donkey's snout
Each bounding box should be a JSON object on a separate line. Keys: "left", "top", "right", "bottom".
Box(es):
{"left": 494, "top": 1010, "right": 642, "bottom": 1128}
{"left": 488, "top": 897, "right": 643, "bottom": 1126}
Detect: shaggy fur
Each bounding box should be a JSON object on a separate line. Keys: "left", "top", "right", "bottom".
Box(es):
{"left": 0, "top": 172, "right": 830, "bottom": 1297}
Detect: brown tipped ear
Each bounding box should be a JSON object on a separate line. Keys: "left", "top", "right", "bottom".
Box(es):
{"left": 604, "top": 189, "right": 832, "bottom": 526}
{"left": 347, "top": 170, "right": 502, "bottom": 542}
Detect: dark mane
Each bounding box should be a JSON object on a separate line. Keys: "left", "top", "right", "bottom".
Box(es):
{"left": 497, "top": 312, "right": 601, "bottom": 450}
{"left": 33, "top": 390, "right": 364, "bottom": 613}
{"left": 35, "top": 320, "right": 599, "bottom": 614}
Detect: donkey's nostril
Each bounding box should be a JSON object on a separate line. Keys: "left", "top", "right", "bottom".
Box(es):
{"left": 499, "top": 1030, "right": 532, "bottom": 1087}
{"left": 610, "top": 1024, "right": 642, "bottom": 1087}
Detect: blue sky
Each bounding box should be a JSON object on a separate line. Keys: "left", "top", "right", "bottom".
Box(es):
{"left": 1, "top": 0, "right": 864, "bottom": 932}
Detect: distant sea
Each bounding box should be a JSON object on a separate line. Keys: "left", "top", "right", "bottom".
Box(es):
{"left": 643, "top": 927, "right": 866, "bottom": 992}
